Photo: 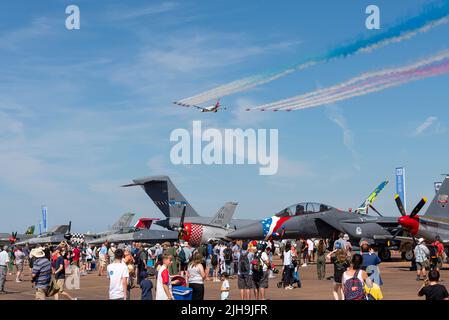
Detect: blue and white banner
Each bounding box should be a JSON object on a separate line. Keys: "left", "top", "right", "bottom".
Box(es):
{"left": 396, "top": 167, "right": 407, "bottom": 212}
{"left": 41, "top": 205, "right": 47, "bottom": 232}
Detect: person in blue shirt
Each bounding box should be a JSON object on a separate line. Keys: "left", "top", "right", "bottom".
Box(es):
{"left": 206, "top": 241, "right": 214, "bottom": 280}
{"left": 140, "top": 271, "right": 153, "bottom": 300}
{"left": 360, "top": 243, "right": 382, "bottom": 285}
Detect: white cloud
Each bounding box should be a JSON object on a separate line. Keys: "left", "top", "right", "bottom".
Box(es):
{"left": 147, "top": 155, "right": 170, "bottom": 174}
{"left": 325, "top": 104, "right": 360, "bottom": 171}
{"left": 107, "top": 2, "right": 179, "bottom": 21}
{"left": 413, "top": 116, "right": 445, "bottom": 136}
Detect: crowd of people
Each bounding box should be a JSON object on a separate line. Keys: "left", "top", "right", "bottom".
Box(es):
{"left": 0, "top": 232, "right": 448, "bottom": 300}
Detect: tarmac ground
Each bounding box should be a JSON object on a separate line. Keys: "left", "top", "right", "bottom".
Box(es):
{"left": 0, "top": 254, "right": 446, "bottom": 300}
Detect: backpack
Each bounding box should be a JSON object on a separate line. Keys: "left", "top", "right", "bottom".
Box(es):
{"left": 239, "top": 252, "right": 250, "bottom": 274}
{"left": 343, "top": 270, "right": 366, "bottom": 300}
{"left": 251, "top": 252, "right": 263, "bottom": 273}
{"left": 224, "top": 248, "right": 232, "bottom": 262}
{"left": 178, "top": 248, "right": 187, "bottom": 264}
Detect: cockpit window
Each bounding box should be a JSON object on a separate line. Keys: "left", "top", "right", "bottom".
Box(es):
{"left": 275, "top": 202, "right": 333, "bottom": 217}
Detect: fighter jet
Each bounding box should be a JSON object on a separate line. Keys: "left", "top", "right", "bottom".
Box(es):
{"left": 15, "top": 223, "right": 73, "bottom": 246}
{"left": 0, "top": 226, "right": 35, "bottom": 246}
{"left": 394, "top": 175, "right": 449, "bottom": 245}
{"left": 121, "top": 176, "right": 256, "bottom": 241}
{"left": 87, "top": 217, "right": 179, "bottom": 245}
{"left": 15, "top": 213, "right": 137, "bottom": 246}
{"left": 227, "top": 182, "right": 401, "bottom": 261}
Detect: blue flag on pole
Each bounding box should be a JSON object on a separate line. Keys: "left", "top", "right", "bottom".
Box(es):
{"left": 396, "top": 167, "right": 407, "bottom": 212}
{"left": 41, "top": 205, "right": 47, "bottom": 232}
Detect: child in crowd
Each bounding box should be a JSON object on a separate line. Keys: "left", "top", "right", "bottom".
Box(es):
{"left": 140, "top": 271, "right": 153, "bottom": 300}
{"left": 220, "top": 272, "right": 230, "bottom": 300}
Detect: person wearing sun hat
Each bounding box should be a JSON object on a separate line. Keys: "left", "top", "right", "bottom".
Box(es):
{"left": 414, "top": 238, "right": 430, "bottom": 281}
{"left": 31, "top": 247, "right": 52, "bottom": 300}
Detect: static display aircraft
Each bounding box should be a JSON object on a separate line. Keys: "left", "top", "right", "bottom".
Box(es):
{"left": 15, "top": 223, "right": 73, "bottom": 246}
{"left": 227, "top": 181, "right": 401, "bottom": 260}
{"left": 394, "top": 175, "right": 449, "bottom": 245}
{"left": 0, "top": 226, "right": 35, "bottom": 246}
{"left": 122, "top": 175, "right": 256, "bottom": 246}
{"left": 173, "top": 99, "right": 226, "bottom": 112}
{"left": 88, "top": 217, "right": 179, "bottom": 245}
{"left": 15, "top": 213, "right": 137, "bottom": 246}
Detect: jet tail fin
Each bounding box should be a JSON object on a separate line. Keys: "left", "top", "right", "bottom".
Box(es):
{"left": 355, "top": 180, "right": 389, "bottom": 214}
{"left": 134, "top": 218, "right": 159, "bottom": 230}
{"left": 25, "top": 225, "right": 35, "bottom": 235}
{"left": 122, "top": 176, "right": 200, "bottom": 218}
{"left": 111, "top": 212, "right": 135, "bottom": 231}
{"left": 424, "top": 176, "right": 449, "bottom": 219}
{"left": 209, "top": 202, "right": 238, "bottom": 227}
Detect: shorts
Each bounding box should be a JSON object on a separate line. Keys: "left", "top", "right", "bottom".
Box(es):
{"left": 416, "top": 260, "right": 429, "bottom": 270}
{"left": 56, "top": 279, "right": 65, "bottom": 292}
{"left": 15, "top": 262, "right": 24, "bottom": 272}
{"left": 436, "top": 258, "right": 443, "bottom": 269}
{"left": 237, "top": 275, "right": 252, "bottom": 289}
{"left": 35, "top": 288, "right": 47, "bottom": 300}
{"left": 252, "top": 271, "right": 269, "bottom": 289}
{"left": 180, "top": 263, "right": 188, "bottom": 271}
{"left": 99, "top": 258, "right": 107, "bottom": 267}
{"left": 206, "top": 259, "right": 211, "bottom": 268}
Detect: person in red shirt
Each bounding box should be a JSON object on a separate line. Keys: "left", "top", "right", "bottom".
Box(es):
{"left": 431, "top": 236, "right": 445, "bottom": 272}
{"left": 72, "top": 246, "right": 81, "bottom": 267}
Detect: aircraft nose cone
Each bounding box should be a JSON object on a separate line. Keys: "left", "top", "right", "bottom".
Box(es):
{"left": 227, "top": 223, "right": 264, "bottom": 240}
{"left": 398, "top": 216, "right": 419, "bottom": 236}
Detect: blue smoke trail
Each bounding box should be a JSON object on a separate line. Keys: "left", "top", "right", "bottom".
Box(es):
{"left": 179, "top": 1, "right": 449, "bottom": 105}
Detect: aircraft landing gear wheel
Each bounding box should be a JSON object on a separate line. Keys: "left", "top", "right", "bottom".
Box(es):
{"left": 378, "top": 248, "right": 391, "bottom": 262}
{"left": 402, "top": 250, "right": 414, "bottom": 262}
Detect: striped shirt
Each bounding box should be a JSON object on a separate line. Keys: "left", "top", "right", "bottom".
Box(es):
{"left": 32, "top": 258, "right": 52, "bottom": 289}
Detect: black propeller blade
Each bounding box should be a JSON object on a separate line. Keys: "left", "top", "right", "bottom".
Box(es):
{"left": 394, "top": 194, "right": 406, "bottom": 216}
{"left": 178, "top": 205, "right": 187, "bottom": 239}
{"left": 409, "top": 197, "right": 427, "bottom": 218}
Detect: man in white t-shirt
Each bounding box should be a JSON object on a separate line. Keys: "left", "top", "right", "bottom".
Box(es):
{"left": 107, "top": 249, "right": 129, "bottom": 300}
{"left": 307, "top": 239, "right": 314, "bottom": 263}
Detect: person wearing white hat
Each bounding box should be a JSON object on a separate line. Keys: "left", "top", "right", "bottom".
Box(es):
{"left": 414, "top": 238, "right": 430, "bottom": 281}
{"left": 31, "top": 247, "right": 52, "bottom": 300}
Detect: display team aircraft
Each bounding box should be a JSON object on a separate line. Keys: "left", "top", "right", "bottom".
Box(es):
{"left": 122, "top": 175, "right": 256, "bottom": 246}
{"left": 173, "top": 99, "right": 226, "bottom": 112}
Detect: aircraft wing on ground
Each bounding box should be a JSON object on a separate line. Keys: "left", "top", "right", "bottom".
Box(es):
{"left": 87, "top": 229, "right": 179, "bottom": 245}
{"left": 173, "top": 101, "right": 207, "bottom": 111}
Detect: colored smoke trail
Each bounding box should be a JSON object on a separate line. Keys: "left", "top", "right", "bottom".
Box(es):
{"left": 246, "top": 51, "right": 449, "bottom": 111}
{"left": 178, "top": 2, "right": 449, "bottom": 105}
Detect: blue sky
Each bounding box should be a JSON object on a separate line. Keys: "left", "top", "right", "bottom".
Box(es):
{"left": 1, "top": 0, "right": 448, "bottom": 232}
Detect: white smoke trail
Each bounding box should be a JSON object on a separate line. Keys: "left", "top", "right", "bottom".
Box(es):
{"left": 178, "top": 12, "right": 449, "bottom": 105}
{"left": 248, "top": 51, "right": 449, "bottom": 111}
